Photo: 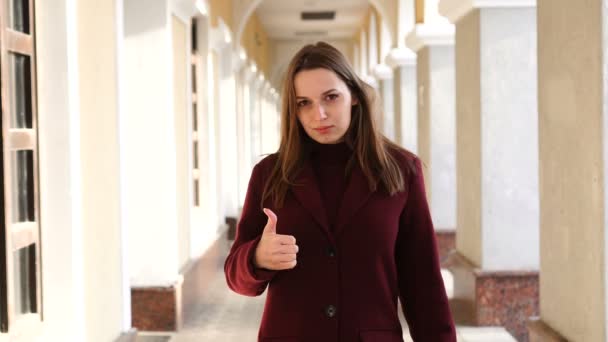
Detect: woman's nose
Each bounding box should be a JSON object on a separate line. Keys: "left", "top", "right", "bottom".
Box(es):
{"left": 313, "top": 103, "right": 328, "bottom": 120}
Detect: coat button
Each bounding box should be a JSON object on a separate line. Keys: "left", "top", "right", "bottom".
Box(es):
{"left": 325, "top": 305, "right": 337, "bottom": 318}
{"left": 327, "top": 247, "right": 336, "bottom": 257}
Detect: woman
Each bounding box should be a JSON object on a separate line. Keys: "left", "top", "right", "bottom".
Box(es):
{"left": 224, "top": 42, "right": 456, "bottom": 342}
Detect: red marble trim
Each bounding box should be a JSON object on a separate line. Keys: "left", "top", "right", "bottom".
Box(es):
{"left": 475, "top": 271, "right": 539, "bottom": 341}
{"left": 527, "top": 317, "right": 568, "bottom": 342}
{"left": 447, "top": 251, "right": 540, "bottom": 342}
{"left": 131, "top": 286, "right": 179, "bottom": 331}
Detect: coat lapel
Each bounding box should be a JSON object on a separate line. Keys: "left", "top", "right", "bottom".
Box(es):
{"left": 290, "top": 160, "right": 334, "bottom": 243}
{"left": 334, "top": 163, "right": 374, "bottom": 239}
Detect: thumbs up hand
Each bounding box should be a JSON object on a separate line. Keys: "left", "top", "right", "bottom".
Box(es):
{"left": 253, "top": 208, "right": 299, "bottom": 271}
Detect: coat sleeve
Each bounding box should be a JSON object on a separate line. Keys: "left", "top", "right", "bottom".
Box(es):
{"left": 224, "top": 162, "right": 278, "bottom": 296}
{"left": 395, "top": 157, "right": 457, "bottom": 341}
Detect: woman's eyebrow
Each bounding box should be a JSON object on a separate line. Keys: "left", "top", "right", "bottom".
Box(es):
{"left": 296, "top": 89, "right": 339, "bottom": 99}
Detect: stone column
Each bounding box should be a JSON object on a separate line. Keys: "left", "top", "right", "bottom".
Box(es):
{"left": 123, "top": 0, "right": 203, "bottom": 332}
{"left": 526, "top": 0, "right": 608, "bottom": 341}
{"left": 406, "top": 14, "right": 457, "bottom": 251}
{"left": 439, "top": 1, "right": 540, "bottom": 340}
{"left": 387, "top": 48, "right": 418, "bottom": 153}
{"left": 78, "top": 0, "right": 128, "bottom": 340}
{"left": 374, "top": 64, "right": 395, "bottom": 140}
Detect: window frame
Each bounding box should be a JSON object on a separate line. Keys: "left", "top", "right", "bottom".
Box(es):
{"left": 0, "top": 0, "right": 43, "bottom": 337}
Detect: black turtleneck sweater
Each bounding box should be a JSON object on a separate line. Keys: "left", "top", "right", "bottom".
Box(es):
{"left": 309, "top": 141, "right": 352, "bottom": 231}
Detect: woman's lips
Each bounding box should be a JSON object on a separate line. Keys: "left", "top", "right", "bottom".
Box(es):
{"left": 313, "top": 126, "right": 333, "bottom": 134}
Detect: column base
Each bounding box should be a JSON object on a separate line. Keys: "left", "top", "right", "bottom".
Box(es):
{"left": 226, "top": 216, "right": 238, "bottom": 240}
{"left": 447, "top": 252, "right": 539, "bottom": 341}
{"left": 131, "top": 229, "right": 230, "bottom": 331}
{"left": 435, "top": 229, "right": 456, "bottom": 266}
{"left": 527, "top": 317, "right": 568, "bottom": 342}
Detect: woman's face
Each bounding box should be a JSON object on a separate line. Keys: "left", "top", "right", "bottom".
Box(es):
{"left": 294, "top": 68, "right": 357, "bottom": 144}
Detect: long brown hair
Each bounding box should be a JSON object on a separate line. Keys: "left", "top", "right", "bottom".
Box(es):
{"left": 262, "top": 41, "right": 416, "bottom": 208}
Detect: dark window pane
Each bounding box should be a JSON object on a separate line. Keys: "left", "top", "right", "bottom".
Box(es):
{"left": 192, "top": 103, "right": 198, "bottom": 131}
{"left": 9, "top": 53, "right": 33, "bottom": 129}
{"left": 191, "top": 19, "right": 197, "bottom": 51}
{"left": 193, "top": 179, "right": 199, "bottom": 206}
{"left": 191, "top": 64, "right": 197, "bottom": 93}
{"left": 11, "top": 150, "right": 35, "bottom": 223}
{"left": 193, "top": 141, "right": 199, "bottom": 169}
{"left": 9, "top": 0, "right": 30, "bottom": 34}
{"left": 13, "top": 244, "right": 37, "bottom": 315}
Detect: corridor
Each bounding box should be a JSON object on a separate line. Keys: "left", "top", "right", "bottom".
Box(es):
{"left": 1, "top": 0, "right": 606, "bottom": 341}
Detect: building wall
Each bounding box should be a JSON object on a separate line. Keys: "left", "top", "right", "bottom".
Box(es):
{"left": 241, "top": 13, "right": 272, "bottom": 77}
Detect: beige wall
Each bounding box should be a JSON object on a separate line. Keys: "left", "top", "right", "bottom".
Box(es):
{"left": 455, "top": 10, "right": 482, "bottom": 266}
{"left": 538, "top": 0, "right": 606, "bottom": 340}
{"left": 416, "top": 47, "right": 431, "bottom": 198}
{"left": 209, "top": 0, "right": 233, "bottom": 31}
{"left": 78, "top": 0, "right": 125, "bottom": 340}
{"left": 172, "top": 16, "right": 191, "bottom": 270}
{"left": 241, "top": 12, "right": 272, "bottom": 78}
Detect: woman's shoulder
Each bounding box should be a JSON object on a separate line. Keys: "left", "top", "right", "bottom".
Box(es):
{"left": 386, "top": 143, "right": 421, "bottom": 174}
{"left": 252, "top": 153, "right": 280, "bottom": 177}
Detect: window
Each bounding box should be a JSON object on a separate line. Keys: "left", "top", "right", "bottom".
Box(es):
{"left": 191, "top": 19, "right": 201, "bottom": 207}
{"left": 0, "top": 0, "right": 42, "bottom": 333}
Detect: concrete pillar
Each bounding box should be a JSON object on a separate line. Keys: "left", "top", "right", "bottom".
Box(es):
{"left": 35, "top": 0, "right": 131, "bottom": 339}
{"left": 440, "top": 1, "right": 539, "bottom": 339}
{"left": 406, "top": 18, "right": 456, "bottom": 235}
{"left": 387, "top": 48, "right": 418, "bottom": 152}
{"left": 526, "top": 0, "right": 608, "bottom": 341}
{"left": 123, "top": 0, "right": 203, "bottom": 332}
{"left": 374, "top": 65, "right": 395, "bottom": 140}
{"left": 78, "top": 0, "right": 127, "bottom": 340}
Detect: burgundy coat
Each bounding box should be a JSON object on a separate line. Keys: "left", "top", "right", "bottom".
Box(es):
{"left": 224, "top": 149, "right": 456, "bottom": 342}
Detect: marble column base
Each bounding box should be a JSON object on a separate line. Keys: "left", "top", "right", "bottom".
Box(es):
{"left": 447, "top": 252, "right": 539, "bottom": 341}
{"left": 132, "top": 230, "right": 230, "bottom": 331}
{"left": 527, "top": 317, "right": 568, "bottom": 342}
{"left": 435, "top": 230, "right": 456, "bottom": 266}
{"left": 131, "top": 285, "right": 181, "bottom": 331}
{"left": 226, "top": 216, "right": 238, "bottom": 240}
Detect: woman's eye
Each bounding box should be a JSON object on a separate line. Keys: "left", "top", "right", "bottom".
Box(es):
{"left": 326, "top": 94, "right": 339, "bottom": 101}
{"left": 297, "top": 101, "right": 309, "bottom": 107}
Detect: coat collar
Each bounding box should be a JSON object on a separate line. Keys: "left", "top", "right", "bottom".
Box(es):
{"left": 290, "top": 157, "right": 374, "bottom": 243}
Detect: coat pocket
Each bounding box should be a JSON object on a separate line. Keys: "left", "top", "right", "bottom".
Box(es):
{"left": 359, "top": 329, "right": 404, "bottom": 342}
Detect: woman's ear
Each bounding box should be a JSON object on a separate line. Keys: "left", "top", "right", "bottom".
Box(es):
{"left": 352, "top": 97, "right": 359, "bottom": 106}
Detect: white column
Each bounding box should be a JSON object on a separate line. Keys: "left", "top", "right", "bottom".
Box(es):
{"left": 210, "top": 18, "right": 238, "bottom": 224}
{"left": 123, "top": 0, "right": 179, "bottom": 287}
{"left": 387, "top": 48, "right": 418, "bottom": 152}
{"left": 440, "top": 0, "right": 539, "bottom": 271}
{"left": 234, "top": 48, "right": 249, "bottom": 210}
{"left": 406, "top": 10, "right": 456, "bottom": 232}
{"left": 36, "top": 0, "right": 85, "bottom": 339}
{"left": 249, "top": 67, "right": 264, "bottom": 164}
{"left": 374, "top": 65, "right": 395, "bottom": 140}
{"left": 79, "top": 0, "right": 126, "bottom": 340}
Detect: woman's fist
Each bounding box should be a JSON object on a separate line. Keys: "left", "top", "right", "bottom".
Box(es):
{"left": 253, "top": 208, "right": 299, "bottom": 270}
